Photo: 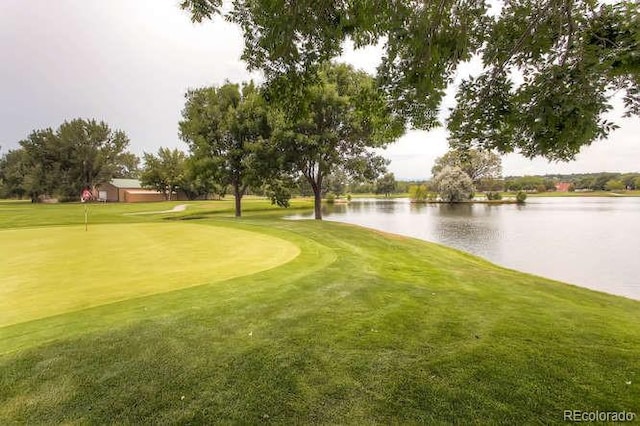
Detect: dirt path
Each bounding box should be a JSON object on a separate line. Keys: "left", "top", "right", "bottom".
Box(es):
{"left": 125, "top": 204, "right": 188, "bottom": 216}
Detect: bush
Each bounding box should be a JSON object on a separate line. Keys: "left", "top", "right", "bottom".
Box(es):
{"left": 605, "top": 179, "right": 625, "bottom": 191}
{"left": 486, "top": 191, "right": 502, "bottom": 201}
{"left": 432, "top": 166, "right": 475, "bottom": 203}
{"left": 408, "top": 184, "right": 429, "bottom": 201}
{"left": 346, "top": 193, "right": 352, "bottom": 201}
{"left": 516, "top": 191, "right": 527, "bottom": 203}
{"left": 325, "top": 192, "right": 336, "bottom": 204}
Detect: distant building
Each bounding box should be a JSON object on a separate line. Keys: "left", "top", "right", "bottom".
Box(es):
{"left": 555, "top": 182, "right": 572, "bottom": 192}
{"left": 97, "top": 179, "right": 188, "bottom": 202}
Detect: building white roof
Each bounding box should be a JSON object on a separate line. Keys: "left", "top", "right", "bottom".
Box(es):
{"left": 110, "top": 178, "right": 143, "bottom": 189}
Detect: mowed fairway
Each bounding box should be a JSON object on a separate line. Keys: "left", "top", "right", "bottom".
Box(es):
{"left": 0, "top": 222, "right": 299, "bottom": 326}
{"left": 1, "top": 201, "right": 639, "bottom": 424}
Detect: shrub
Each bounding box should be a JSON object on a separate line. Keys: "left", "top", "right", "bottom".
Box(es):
{"left": 486, "top": 191, "right": 502, "bottom": 201}
{"left": 408, "top": 184, "right": 429, "bottom": 202}
{"left": 432, "top": 166, "right": 475, "bottom": 202}
{"left": 605, "top": 179, "right": 625, "bottom": 191}
{"left": 346, "top": 193, "right": 352, "bottom": 201}
{"left": 325, "top": 192, "right": 336, "bottom": 204}
{"left": 516, "top": 191, "right": 527, "bottom": 203}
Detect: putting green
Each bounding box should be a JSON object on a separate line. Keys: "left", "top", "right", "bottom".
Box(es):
{"left": 0, "top": 223, "right": 300, "bottom": 327}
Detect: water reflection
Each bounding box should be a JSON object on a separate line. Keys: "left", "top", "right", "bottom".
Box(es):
{"left": 288, "top": 197, "right": 640, "bottom": 300}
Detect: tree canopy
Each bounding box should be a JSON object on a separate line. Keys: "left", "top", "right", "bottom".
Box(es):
{"left": 431, "top": 149, "right": 502, "bottom": 184}
{"left": 140, "top": 148, "right": 187, "bottom": 201}
{"left": 375, "top": 172, "right": 397, "bottom": 197}
{"left": 181, "top": 0, "right": 639, "bottom": 160}
{"left": 433, "top": 166, "right": 475, "bottom": 202}
{"left": 448, "top": 1, "right": 639, "bottom": 160}
{"left": 0, "top": 119, "right": 138, "bottom": 201}
{"left": 271, "top": 62, "right": 404, "bottom": 219}
{"left": 179, "top": 81, "right": 283, "bottom": 217}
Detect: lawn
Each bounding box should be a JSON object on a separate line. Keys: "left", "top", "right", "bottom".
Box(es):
{"left": 0, "top": 222, "right": 299, "bottom": 326}
{"left": 1, "top": 199, "right": 638, "bottom": 423}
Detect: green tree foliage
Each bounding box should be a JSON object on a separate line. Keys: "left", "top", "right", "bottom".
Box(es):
{"left": 181, "top": 0, "right": 487, "bottom": 129}
{"left": 140, "top": 148, "right": 187, "bottom": 201}
{"left": 272, "top": 63, "right": 404, "bottom": 219}
{"left": 396, "top": 180, "right": 426, "bottom": 194}
{"left": 486, "top": 191, "right": 503, "bottom": 201}
{"left": 516, "top": 191, "right": 527, "bottom": 203}
{"left": 432, "top": 166, "right": 475, "bottom": 203}
{"left": 408, "top": 184, "right": 430, "bottom": 202}
{"left": 181, "top": 0, "right": 639, "bottom": 160}
{"left": 505, "top": 176, "right": 556, "bottom": 192}
{"left": 347, "top": 179, "right": 375, "bottom": 194}
{"left": 375, "top": 173, "right": 397, "bottom": 197}
{"left": 620, "top": 173, "right": 640, "bottom": 189}
{"left": 476, "top": 178, "right": 505, "bottom": 192}
{"left": 591, "top": 173, "right": 621, "bottom": 190}
{"left": 324, "top": 168, "right": 349, "bottom": 197}
{"left": 604, "top": 179, "right": 625, "bottom": 191}
{"left": 294, "top": 175, "right": 314, "bottom": 197}
{"left": 179, "top": 81, "right": 285, "bottom": 217}
{"left": 431, "top": 149, "right": 502, "bottom": 184}
{"left": 0, "top": 149, "right": 30, "bottom": 199}
{"left": 183, "top": 156, "right": 229, "bottom": 200}
{"left": 449, "top": 1, "right": 639, "bottom": 160}
{"left": 0, "top": 119, "right": 137, "bottom": 201}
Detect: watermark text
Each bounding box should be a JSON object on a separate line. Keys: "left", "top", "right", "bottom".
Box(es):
{"left": 564, "top": 410, "right": 636, "bottom": 422}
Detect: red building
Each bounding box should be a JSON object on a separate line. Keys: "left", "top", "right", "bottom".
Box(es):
{"left": 555, "top": 182, "right": 572, "bottom": 192}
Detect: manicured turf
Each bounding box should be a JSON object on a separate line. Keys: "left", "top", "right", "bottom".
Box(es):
{"left": 0, "top": 199, "right": 638, "bottom": 423}
{"left": 0, "top": 222, "right": 299, "bottom": 326}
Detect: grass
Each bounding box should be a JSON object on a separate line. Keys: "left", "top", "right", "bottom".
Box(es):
{"left": 1, "top": 199, "right": 639, "bottom": 423}
{"left": 0, "top": 222, "right": 299, "bottom": 326}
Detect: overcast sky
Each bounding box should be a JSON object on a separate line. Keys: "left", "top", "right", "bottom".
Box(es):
{"left": 1, "top": 0, "right": 638, "bottom": 179}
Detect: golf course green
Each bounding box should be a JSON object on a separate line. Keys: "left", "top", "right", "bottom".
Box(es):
{"left": 0, "top": 222, "right": 299, "bottom": 327}
{"left": 0, "top": 200, "right": 638, "bottom": 424}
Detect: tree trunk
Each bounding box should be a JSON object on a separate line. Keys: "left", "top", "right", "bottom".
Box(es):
{"left": 234, "top": 184, "right": 242, "bottom": 217}
{"left": 314, "top": 172, "right": 324, "bottom": 220}
{"left": 313, "top": 187, "right": 322, "bottom": 220}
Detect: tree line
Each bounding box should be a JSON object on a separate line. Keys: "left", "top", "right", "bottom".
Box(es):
{"left": 0, "top": 119, "right": 138, "bottom": 202}
{"left": 176, "top": 0, "right": 638, "bottom": 204}
{"left": 2, "top": 1, "right": 638, "bottom": 217}
{"left": 504, "top": 173, "right": 640, "bottom": 192}
{"left": 0, "top": 63, "right": 402, "bottom": 219}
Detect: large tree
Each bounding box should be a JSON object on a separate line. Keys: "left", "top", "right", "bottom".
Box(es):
{"left": 375, "top": 172, "right": 397, "bottom": 197}
{"left": 431, "top": 149, "right": 502, "bottom": 184}
{"left": 140, "top": 148, "right": 187, "bottom": 201}
{"left": 179, "top": 82, "right": 280, "bottom": 217}
{"left": 181, "top": 0, "right": 639, "bottom": 160}
{"left": 0, "top": 149, "right": 30, "bottom": 199}
{"left": 56, "top": 119, "right": 139, "bottom": 192}
{"left": 2, "top": 119, "right": 138, "bottom": 201}
{"left": 272, "top": 62, "right": 404, "bottom": 219}
{"left": 433, "top": 166, "right": 475, "bottom": 203}
{"left": 448, "top": 1, "right": 639, "bottom": 160}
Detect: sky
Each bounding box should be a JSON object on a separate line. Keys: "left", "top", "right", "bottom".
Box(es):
{"left": 1, "top": 0, "right": 638, "bottom": 180}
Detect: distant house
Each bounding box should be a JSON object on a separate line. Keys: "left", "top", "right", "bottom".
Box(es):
{"left": 555, "top": 182, "right": 572, "bottom": 192}
{"left": 98, "top": 179, "right": 188, "bottom": 202}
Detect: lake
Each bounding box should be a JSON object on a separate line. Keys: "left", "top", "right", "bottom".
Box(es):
{"left": 288, "top": 197, "right": 640, "bottom": 300}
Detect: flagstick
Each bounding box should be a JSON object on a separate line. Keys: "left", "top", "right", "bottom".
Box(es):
{"left": 85, "top": 204, "right": 88, "bottom": 231}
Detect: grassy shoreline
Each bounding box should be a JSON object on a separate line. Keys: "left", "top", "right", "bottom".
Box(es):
{"left": 1, "top": 200, "right": 638, "bottom": 423}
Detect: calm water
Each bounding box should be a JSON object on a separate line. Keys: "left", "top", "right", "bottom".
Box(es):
{"left": 288, "top": 197, "right": 640, "bottom": 300}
